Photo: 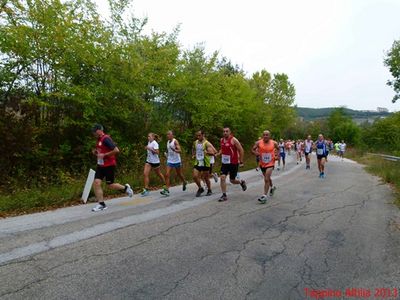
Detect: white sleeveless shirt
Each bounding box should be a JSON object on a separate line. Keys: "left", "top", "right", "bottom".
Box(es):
{"left": 305, "top": 140, "right": 313, "bottom": 153}
{"left": 167, "top": 139, "right": 181, "bottom": 164}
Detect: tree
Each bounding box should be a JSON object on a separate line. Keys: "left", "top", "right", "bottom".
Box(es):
{"left": 0, "top": 0, "right": 299, "bottom": 191}
{"left": 384, "top": 40, "right": 400, "bottom": 103}
{"left": 327, "top": 108, "right": 360, "bottom": 145}
{"left": 361, "top": 112, "right": 400, "bottom": 155}
{"left": 249, "top": 70, "right": 296, "bottom": 138}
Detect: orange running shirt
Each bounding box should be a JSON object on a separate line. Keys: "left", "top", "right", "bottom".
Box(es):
{"left": 259, "top": 139, "right": 275, "bottom": 168}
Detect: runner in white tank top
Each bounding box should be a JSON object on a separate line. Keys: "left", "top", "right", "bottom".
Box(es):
{"left": 141, "top": 133, "right": 167, "bottom": 197}
{"left": 304, "top": 135, "right": 313, "bottom": 170}
{"left": 161, "top": 130, "right": 187, "bottom": 196}
{"left": 296, "top": 140, "right": 303, "bottom": 164}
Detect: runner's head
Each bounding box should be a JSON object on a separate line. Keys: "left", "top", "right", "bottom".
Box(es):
{"left": 196, "top": 130, "right": 205, "bottom": 142}
{"left": 262, "top": 130, "right": 271, "bottom": 142}
{"left": 280, "top": 138, "right": 283, "bottom": 143}
{"left": 341, "top": 140, "right": 344, "bottom": 143}
{"left": 167, "top": 130, "right": 174, "bottom": 141}
{"left": 318, "top": 134, "right": 324, "bottom": 141}
{"left": 223, "top": 127, "right": 231, "bottom": 138}
{"left": 91, "top": 124, "right": 104, "bottom": 138}
{"left": 148, "top": 133, "right": 160, "bottom": 142}
{"left": 307, "top": 135, "right": 311, "bottom": 141}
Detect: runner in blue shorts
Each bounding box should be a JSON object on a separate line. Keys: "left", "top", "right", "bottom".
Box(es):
{"left": 315, "top": 134, "right": 328, "bottom": 178}
{"left": 162, "top": 130, "right": 187, "bottom": 196}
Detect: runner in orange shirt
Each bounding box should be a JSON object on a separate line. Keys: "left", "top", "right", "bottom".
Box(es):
{"left": 252, "top": 130, "right": 279, "bottom": 204}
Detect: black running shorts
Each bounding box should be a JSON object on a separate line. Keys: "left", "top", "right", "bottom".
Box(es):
{"left": 221, "top": 163, "right": 239, "bottom": 180}
{"left": 194, "top": 165, "right": 211, "bottom": 172}
{"left": 95, "top": 166, "right": 115, "bottom": 184}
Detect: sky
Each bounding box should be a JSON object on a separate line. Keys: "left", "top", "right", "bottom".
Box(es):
{"left": 95, "top": 0, "right": 400, "bottom": 111}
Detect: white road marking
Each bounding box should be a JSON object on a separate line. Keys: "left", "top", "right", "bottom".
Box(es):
{"left": 0, "top": 157, "right": 303, "bottom": 265}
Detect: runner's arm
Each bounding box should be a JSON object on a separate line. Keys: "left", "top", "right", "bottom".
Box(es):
{"left": 205, "top": 142, "right": 217, "bottom": 156}
{"left": 233, "top": 138, "right": 244, "bottom": 163}
{"left": 173, "top": 140, "right": 182, "bottom": 153}
{"left": 251, "top": 141, "right": 260, "bottom": 155}
{"left": 103, "top": 147, "right": 120, "bottom": 157}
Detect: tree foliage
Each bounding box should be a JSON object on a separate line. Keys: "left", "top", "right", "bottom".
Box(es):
{"left": 361, "top": 112, "right": 400, "bottom": 156}
{"left": 0, "top": 0, "right": 297, "bottom": 190}
{"left": 384, "top": 40, "right": 400, "bottom": 103}
{"left": 327, "top": 108, "right": 361, "bottom": 145}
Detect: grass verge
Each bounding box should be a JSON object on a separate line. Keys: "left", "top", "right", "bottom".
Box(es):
{"left": 0, "top": 153, "right": 258, "bottom": 217}
{"left": 346, "top": 148, "right": 400, "bottom": 207}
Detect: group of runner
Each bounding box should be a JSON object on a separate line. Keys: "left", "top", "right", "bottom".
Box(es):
{"left": 90, "top": 124, "right": 345, "bottom": 211}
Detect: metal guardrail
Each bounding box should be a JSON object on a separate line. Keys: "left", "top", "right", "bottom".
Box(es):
{"left": 368, "top": 153, "right": 400, "bottom": 162}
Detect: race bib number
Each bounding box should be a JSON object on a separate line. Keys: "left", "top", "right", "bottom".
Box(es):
{"left": 261, "top": 153, "right": 272, "bottom": 163}
{"left": 196, "top": 150, "right": 204, "bottom": 161}
{"left": 221, "top": 154, "right": 231, "bottom": 164}
{"left": 280, "top": 148, "right": 284, "bottom": 153}
{"left": 317, "top": 148, "right": 324, "bottom": 155}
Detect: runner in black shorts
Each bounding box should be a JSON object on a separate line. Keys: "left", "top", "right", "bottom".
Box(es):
{"left": 216, "top": 127, "right": 247, "bottom": 202}
{"left": 91, "top": 124, "right": 133, "bottom": 212}
{"left": 192, "top": 131, "right": 217, "bottom": 197}
{"left": 141, "top": 133, "right": 167, "bottom": 197}
{"left": 315, "top": 134, "right": 328, "bottom": 178}
{"left": 252, "top": 130, "right": 278, "bottom": 203}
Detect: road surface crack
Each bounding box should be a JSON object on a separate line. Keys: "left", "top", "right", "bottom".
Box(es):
{"left": 162, "top": 270, "right": 191, "bottom": 298}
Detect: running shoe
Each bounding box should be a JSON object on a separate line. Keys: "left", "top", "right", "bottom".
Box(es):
{"left": 258, "top": 195, "right": 268, "bottom": 204}
{"left": 269, "top": 186, "right": 276, "bottom": 197}
{"left": 160, "top": 188, "right": 170, "bottom": 196}
{"left": 277, "top": 167, "right": 280, "bottom": 171}
{"left": 321, "top": 172, "right": 325, "bottom": 178}
{"left": 218, "top": 194, "right": 228, "bottom": 202}
{"left": 212, "top": 173, "right": 219, "bottom": 183}
{"left": 206, "top": 189, "right": 212, "bottom": 196}
{"left": 297, "top": 161, "right": 299, "bottom": 165}
{"left": 240, "top": 180, "right": 247, "bottom": 191}
{"left": 319, "top": 172, "right": 322, "bottom": 178}
{"left": 256, "top": 167, "right": 259, "bottom": 172}
{"left": 125, "top": 184, "right": 133, "bottom": 198}
{"left": 182, "top": 181, "right": 187, "bottom": 191}
{"left": 141, "top": 189, "right": 150, "bottom": 197}
{"left": 196, "top": 187, "right": 205, "bottom": 197}
{"left": 92, "top": 204, "right": 107, "bottom": 212}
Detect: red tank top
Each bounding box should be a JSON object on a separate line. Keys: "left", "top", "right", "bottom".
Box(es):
{"left": 96, "top": 134, "right": 117, "bottom": 167}
{"left": 220, "top": 136, "right": 239, "bottom": 164}
{"left": 259, "top": 139, "right": 275, "bottom": 168}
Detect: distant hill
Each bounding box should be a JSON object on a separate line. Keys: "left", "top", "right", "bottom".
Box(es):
{"left": 296, "top": 107, "right": 391, "bottom": 123}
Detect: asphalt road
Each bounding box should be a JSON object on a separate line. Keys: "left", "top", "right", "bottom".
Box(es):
{"left": 1, "top": 154, "right": 400, "bottom": 300}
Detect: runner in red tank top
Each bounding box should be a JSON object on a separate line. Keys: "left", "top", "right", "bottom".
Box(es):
{"left": 216, "top": 127, "right": 247, "bottom": 202}
{"left": 252, "top": 130, "right": 279, "bottom": 204}
{"left": 91, "top": 124, "right": 133, "bottom": 212}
